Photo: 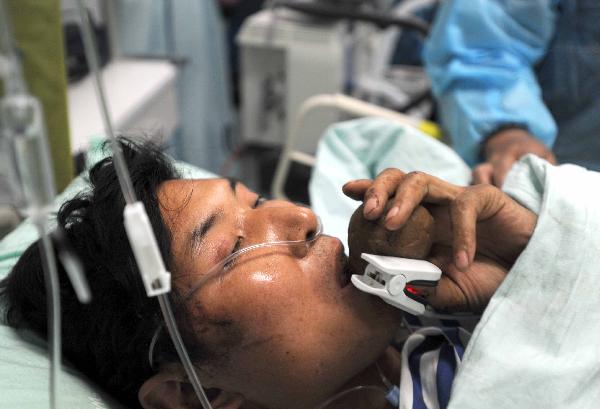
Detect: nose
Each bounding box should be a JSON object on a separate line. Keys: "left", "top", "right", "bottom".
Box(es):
{"left": 256, "top": 200, "right": 320, "bottom": 243}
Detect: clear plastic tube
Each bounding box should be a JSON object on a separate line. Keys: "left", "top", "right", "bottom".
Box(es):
{"left": 75, "top": 0, "right": 136, "bottom": 205}
{"left": 312, "top": 360, "right": 395, "bottom": 409}
{"left": 1, "top": 95, "right": 56, "bottom": 215}
{"left": 184, "top": 215, "right": 323, "bottom": 299}
{"left": 314, "top": 385, "right": 388, "bottom": 409}
{"left": 74, "top": 2, "right": 214, "bottom": 407}
{"left": 0, "top": 82, "right": 92, "bottom": 409}
{"left": 36, "top": 222, "right": 61, "bottom": 409}
{"left": 158, "top": 294, "right": 213, "bottom": 409}
{"left": 0, "top": 3, "right": 92, "bottom": 408}
{"left": 148, "top": 216, "right": 323, "bottom": 368}
{"left": 0, "top": 0, "right": 26, "bottom": 95}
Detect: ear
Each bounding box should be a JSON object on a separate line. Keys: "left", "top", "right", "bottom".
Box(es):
{"left": 139, "top": 367, "right": 245, "bottom": 409}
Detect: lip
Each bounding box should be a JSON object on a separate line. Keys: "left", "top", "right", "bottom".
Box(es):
{"left": 341, "top": 254, "right": 353, "bottom": 288}
{"left": 331, "top": 238, "right": 352, "bottom": 288}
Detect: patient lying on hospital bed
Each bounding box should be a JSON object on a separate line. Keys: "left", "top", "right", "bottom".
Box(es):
{"left": 0, "top": 138, "right": 537, "bottom": 408}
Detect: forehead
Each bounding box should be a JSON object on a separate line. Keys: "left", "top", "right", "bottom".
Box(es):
{"left": 157, "top": 179, "right": 219, "bottom": 233}
{"left": 158, "top": 179, "right": 207, "bottom": 208}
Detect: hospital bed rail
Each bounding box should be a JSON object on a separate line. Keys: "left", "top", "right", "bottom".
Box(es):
{"left": 271, "top": 93, "right": 440, "bottom": 201}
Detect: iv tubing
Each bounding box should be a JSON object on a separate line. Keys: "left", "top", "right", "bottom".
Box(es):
{"left": 75, "top": 2, "right": 213, "bottom": 407}
{"left": 313, "top": 361, "right": 395, "bottom": 409}
{"left": 75, "top": 0, "right": 136, "bottom": 205}
{"left": 37, "top": 221, "right": 61, "bottom": 409}
{"left": 0, "top": 0, "right": 26, "bottom": 95}
{"left": 0, "top": 2, "right": 62, "bottom": 407}
{"left": 158, "top": 295, "right": 213, "bottom": 408}
{"left": 314, "top": 385, "right": 387, "bottom": 409}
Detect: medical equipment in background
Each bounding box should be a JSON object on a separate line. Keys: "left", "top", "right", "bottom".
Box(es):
{"left": 271, "top": 93, "right": 440, "bottom": 200}
{"left": 0, "top": 1, "right": 91, "bottom": 408}
{"left": 352, "top": 253, "right": 441, "bottom": 315}
{"left": 238, "top": 7, "right": 349, "bottom": 153}
{"left": 352, "top": 0, "right": 437, "bottom": 113}
{"left": 61, "top": 0, "right": 180, "bottom": 157}
{"left": 237, "top": 1, "right": 432, "bottom": 156}
{"left": 274, "top": 0, "right": 429, "bottom": 35}
{"left": 74, "top": 1, "right": 214, "bottom": 408}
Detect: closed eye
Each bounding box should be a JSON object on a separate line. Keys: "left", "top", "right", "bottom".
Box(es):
{"left": 226, "top": 195, "right": 266, "bottom": 268}
{"left": 254, "top": 195, "right": 267, "bottom": 208}
{"left": 224, "top": 236, "right": 243, "bottom": 269}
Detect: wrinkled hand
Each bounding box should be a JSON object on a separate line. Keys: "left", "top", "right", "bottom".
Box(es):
{"left": 473, "top": 128, "right": 556, "bottom": 187}
{"left": 343, "top": 169, "right": 538, "bottom": 312}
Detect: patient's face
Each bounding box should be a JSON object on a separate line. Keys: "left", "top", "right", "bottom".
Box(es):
{"left": 157, "top": 179, "right": 402, "bottom": 409}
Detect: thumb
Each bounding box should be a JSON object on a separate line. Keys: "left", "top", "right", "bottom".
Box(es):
{"left": 408, "top": 251, "right": 470, "bottom": 313}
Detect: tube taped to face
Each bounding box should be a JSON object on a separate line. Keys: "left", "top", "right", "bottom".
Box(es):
{"left": 148, "top": 215, "right": 324, "bottom": 370}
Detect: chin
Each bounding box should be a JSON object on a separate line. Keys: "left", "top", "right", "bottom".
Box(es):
{"left": 355, "top": 285, "right": 404, "bottom": 325}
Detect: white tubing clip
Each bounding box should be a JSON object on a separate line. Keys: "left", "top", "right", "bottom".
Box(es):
{"left": 351, "top": 253, "right": 441, "bottom": 316}
{"left": 124, "top": 202, "right": 171, "bottom": 297}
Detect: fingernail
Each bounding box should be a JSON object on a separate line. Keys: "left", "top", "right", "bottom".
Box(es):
{"left": 385, "top": 206, "right": 399, "bottom": 222}
{"left": 455, "top": 250, "right": 469, "bottom": 271}
{"left": 364, "top": 197, "right": 378, "bottom": 216}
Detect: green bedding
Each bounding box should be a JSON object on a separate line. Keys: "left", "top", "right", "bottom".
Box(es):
{"left": 0, "top": 139, "right": 216, "bottom": 408}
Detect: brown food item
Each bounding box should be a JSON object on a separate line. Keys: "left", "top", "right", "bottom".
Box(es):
{"left": 347, "top": 203, "right": 434, "bottom": 275}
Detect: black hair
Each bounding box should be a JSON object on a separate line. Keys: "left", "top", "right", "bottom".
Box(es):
{"left": 0, "top": 138, "right": 183, "bottom": 407}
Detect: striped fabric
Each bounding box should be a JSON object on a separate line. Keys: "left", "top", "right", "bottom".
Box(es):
{"left": 398, "top": 327, "right": 470, "bottom": 409}
{"left": 404, "top": 312, "right": 481, "bottom": 334}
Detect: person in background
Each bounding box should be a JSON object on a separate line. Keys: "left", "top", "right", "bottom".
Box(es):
{"left": 424, "top": 0, "right": 600, "bottom": 186}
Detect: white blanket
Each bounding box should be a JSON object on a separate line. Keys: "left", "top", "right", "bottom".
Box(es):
{"left": 449, "top": 155, "right": 600, "bottom": 408}
{"left": 310, "top": 119, "right": 600, "bottom": 407}
{"left": 309, "top": 118, "right": 470, "bottom": 251}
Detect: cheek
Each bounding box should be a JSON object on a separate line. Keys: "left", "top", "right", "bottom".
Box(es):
{"left": 203, "top": 256, "right": 400, "bottom": 407}
{"left": 219, "top": 256, "right": 302, "bottom": 325}
{"left": 195, "top": 255, "right": 297, "bottom": 332}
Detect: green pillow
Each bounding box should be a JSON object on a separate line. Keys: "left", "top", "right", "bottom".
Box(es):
{"left": 0, "top": 138, "right": 216, "bottom": 408}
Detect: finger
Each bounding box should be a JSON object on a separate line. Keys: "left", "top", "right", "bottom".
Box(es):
{"left": 491, "top": 154, "right": 517, "bottom": 188}
{"left": 472, "top": 163, "right": 493, "bottom": 185}
{"left": 449, "top": 185, "right": 503, "bottom": 271}
{"left": 362, "top": 168, "right": 405, "bottom": 220}
{"left": 407, "top": 280, "right": 467, "bottom": 312}
{"left": 414, "top": 251, "right": 470, "bottom": 312}
{"left": 449, "top": 192, "right": 479, "bottom": 271}
{"left": 384, "top": 171, "right": 463, "bottom": 230}
{"left": 425, "top": 276, "right": 470, "bottom": 312}
{"left": 544, "top": 150, "right": 557, "bottom": 165}
{"left": 383, "top": 171, "right": 430, "bottom": 230}
{"left": 342, "top": 179, "right": 373, "bottom": 201}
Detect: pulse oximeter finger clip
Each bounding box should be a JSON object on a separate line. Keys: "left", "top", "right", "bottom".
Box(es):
{"left": 351, "top": 253, "right": 441, "bottom": 315}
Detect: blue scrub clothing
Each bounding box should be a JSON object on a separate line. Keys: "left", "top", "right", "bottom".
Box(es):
{"left": 424, "top": 0, "right": 600, "bottom": 170}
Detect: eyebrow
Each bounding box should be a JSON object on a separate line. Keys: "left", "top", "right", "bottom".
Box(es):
{"left": 188, "top": 178, "right": 238, "bottom": 255}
